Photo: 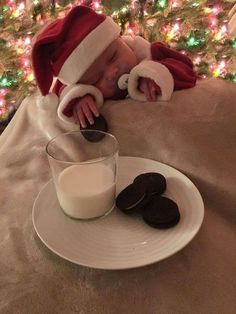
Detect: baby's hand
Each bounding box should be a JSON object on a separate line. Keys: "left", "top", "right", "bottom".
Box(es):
{"left": 72, "top": 95, "right": 100, "bottom": 128}
{"left": 139, "top": 77, "right": 161, "bottom": 101}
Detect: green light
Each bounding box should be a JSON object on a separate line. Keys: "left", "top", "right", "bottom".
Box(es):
{"left": 233, "top": 74, "right": 236, "bottom": 83}
{"left": 232, "top": 40, "right": 236, "bottom": 49}
{"left": 121, "top": 7, "right": 128, "bottom": 13}
{"left": 191, "top": 0, "right": 200, "bottom": 7}
{"left": 0, "top": 78, "right": 9, "bottom": 87}
{"left": 187, "top": 36, "right": 199, "bottom": 47}
{"left": 159, "top": 0, "right": 167, "bottom": 8}
{"left": 3, "top": 5, "right": 9, "bottom": 12}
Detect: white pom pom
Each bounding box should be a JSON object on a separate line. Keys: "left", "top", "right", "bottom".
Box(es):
{"left": 37, "top": 93, "right": 59, "bottom": 110}
{"left": 118, "top": 74, "right": 130, "bottom": 90}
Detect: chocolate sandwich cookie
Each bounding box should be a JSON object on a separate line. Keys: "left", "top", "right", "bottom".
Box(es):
{"left": 133, "top": 172, "right": 166, "bottom": 195}
{"left": 142, "top": 196, "right": 180, "bottom": 229}
{"left": 116, "top": 183, "right": 150, "bottom": 214}
{"left": 80, "top": 114, "right": 108, "bottom": 142}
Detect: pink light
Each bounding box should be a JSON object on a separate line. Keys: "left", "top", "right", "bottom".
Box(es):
{"left": 219, "top": 61, "right": 226, "bottom": 69}
{"left": 0, "top": 89, "right": 7, "bottom": 96}
{"left": 94, "top": 2, "right": 100, "bottom": 9}
{"left": 19, "top": 2, "right": 25, "bottom": 10}
{"left": 212, "top": 6, "right": 220, "bottom": 15}
{"left": 221, "top": 25, "right": 227, "bottom": 34}
{"left": 24, "top": 37, "right": 31, "bottom": 45}
{"left": 128, "top": 28, "right": 134, "bottom": 34}
{"left": 24, "top": 60, "right": 29, "bottom": 67}
{"left": 173, "top": 23, "right": 180, "bottom": 32}
{"left": 172, "top": 2, "right": 178, "bottom": 8}
{"left": 211, "top": 19, "right": 217, "bottom": 27}
{"left": 194, "top": 56, "right": 201, "bottom": 64}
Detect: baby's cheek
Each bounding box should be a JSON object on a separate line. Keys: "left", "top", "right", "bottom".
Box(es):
{"left": 96, "top": 84, "right": 112, "bottom": 99}
{"left": 110, "top": 89, "right": 128, "bottom": 100}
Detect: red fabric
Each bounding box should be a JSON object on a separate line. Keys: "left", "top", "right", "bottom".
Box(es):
{"left": 63, "top": 98, "right": 79, "bottom": 117}
{"left": 52, "top": 79, "right": 65, "bottom": 96}
{"left": 52, "top": 79, "right": 76, "bottom": 117}
{"left": 32, "top": 6, "right": 106, "bottom": 96}
{"left": 150, "top": 42, "right": 197, "bottom": 90}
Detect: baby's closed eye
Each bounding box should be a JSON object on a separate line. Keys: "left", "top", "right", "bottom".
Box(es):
{"left": 109, "top": 51, "right": 117, "bottom": 62}
{"left": 90, "top": 73, "right": 102, "bottom": 85}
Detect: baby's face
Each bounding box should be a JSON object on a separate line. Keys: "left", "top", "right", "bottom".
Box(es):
{"left": 79, "top": 37, "right": 138, "bottom": 99}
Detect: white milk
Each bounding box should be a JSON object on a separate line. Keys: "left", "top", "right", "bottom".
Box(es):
{"left": 56, "top": 163, "right": 116, "bottom": 219}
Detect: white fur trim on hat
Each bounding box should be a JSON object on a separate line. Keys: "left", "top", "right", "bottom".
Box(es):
{"left": 128, "top": 60, "right": 174, "bottom": 101}
{"left": 58, "top": 17, "right": 120, "bottom": 85}
{"left": 57, "top": 84, "right": 104, "bottom": 124}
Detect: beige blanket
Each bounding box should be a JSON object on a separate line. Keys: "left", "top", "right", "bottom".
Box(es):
{"left": 0, "top": 78, "right": 235, "bottom": 313}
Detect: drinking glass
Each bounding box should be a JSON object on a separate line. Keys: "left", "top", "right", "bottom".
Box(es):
{"left": 46, "top": 130, "right": 119, "bottom": 220}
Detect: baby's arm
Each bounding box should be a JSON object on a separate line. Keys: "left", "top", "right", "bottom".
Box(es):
{"left": 126, "top": 41, "right": 197, "bottom": 102}
{"left": 71, "top": 95, "right": 100, "bottom": 128}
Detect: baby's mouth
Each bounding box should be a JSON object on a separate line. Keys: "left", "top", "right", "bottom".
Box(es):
{"left": 107, "top": 69, "right": 130, "bottom": 98}
{"left": 108, "top": 73, "right": 129, "bottom": 100}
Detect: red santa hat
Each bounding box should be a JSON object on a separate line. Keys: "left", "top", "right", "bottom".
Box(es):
{"left": 32, "top": 5, "right": 121, "bottom": 96}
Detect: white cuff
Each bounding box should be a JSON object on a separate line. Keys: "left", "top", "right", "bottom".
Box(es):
{"left": 128, "top": 60, "right": 174, "bottom": 101}
{"left": 57, "top": 84, "right": 104, "bottom": 124}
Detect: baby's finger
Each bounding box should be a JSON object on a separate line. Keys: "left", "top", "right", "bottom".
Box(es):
{"left": 82, "top": 103, "right": 94, "bottom": 125}
{"left": 148, "top": 80, "right": 161, "bottom": 101}
{"left": 72, "top": 105, "right": 80, "bottom": 124}
{"left": 88, "top": 101, "right": 99, "bottom": 118}
{"left": 77, "top": 106, "right": 87, "bottom": 128}
{"left": 142, "top": 79, "right": 152, "bottom": 101}
{"left": 149, "top": 84, "right": 157, "bottom": 101}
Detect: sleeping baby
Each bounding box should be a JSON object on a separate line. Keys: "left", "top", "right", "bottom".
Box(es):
{"left": 32, "top": 5, "right": 197, "bottom": 128}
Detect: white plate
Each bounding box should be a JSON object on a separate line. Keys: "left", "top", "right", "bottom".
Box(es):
{"left": 32, "top": 156, "right": 204, "bottom": 269}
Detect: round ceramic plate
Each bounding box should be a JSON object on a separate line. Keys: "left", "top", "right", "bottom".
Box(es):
{"left": 32, "top": 156, "right": 204, "bottom": 269}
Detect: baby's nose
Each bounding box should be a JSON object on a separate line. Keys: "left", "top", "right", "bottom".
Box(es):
{"left": 106, "top": 65, "right": 119, "bottom": 81}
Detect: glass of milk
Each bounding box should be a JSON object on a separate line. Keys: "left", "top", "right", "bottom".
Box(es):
{"left": 46, "top": 130, "right": 119, "bottom": 220}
